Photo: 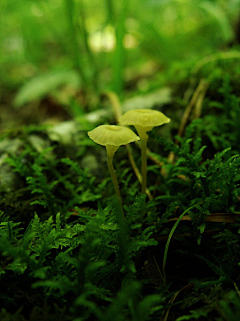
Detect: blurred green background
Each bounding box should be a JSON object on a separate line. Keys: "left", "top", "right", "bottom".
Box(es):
{"left": 0, "top": 0, "right": 240, "bottom": 119}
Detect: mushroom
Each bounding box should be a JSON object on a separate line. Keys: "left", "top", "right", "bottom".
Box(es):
{"left": 119, "top": 109, "right": 170, "bottom": 193}
{"left": 88, "top": 125, "right": 140, "bottom": 217}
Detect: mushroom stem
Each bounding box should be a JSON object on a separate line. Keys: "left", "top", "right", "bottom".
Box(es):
{"left": 135, "top": 126, "right": 149, "bottom": 194}
{"left": 141, "top": 136, "right": 148, "bottom": 194}
{"left": 88, "top": 125, "right": 139, "bottom": 220}
{"left": 119, "top": 109, "right": 170, "bottom": 195}
{"left": 107, "top": 154, "right": 122, "bottom": 201}
{"left": 106, "top": 153, "right": 124, "bottom": 219}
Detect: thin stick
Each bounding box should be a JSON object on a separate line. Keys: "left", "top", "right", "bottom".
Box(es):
{"left": 167, "top": 78, "right": 208, "bottom": 164}
{"left": 193, "top": 81, "right": 209, "bottom": 119}
{"left": 162, "top": 284, "right": 194, "bottom": 321}
{"left": 178, "top": 79, "right": 207, "bottom": 138}
{"left": 104, "top": 91, "right": 122, "bottom": 122}
{"left": 184, "top": 52, "right": 240, "bottom": 108}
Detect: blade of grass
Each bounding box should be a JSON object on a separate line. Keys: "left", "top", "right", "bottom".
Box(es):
{"left": 105, "top": 0, "right": 115, "bottom": 25}
{"left": 162, "top": 205, "right": 195, "bottom": 285}
{"left": 112, "top": 0, "right": 128, "bottom": 96}
{"left": 77, "top": 1, "right": 99, "bottom": 90}
{"left": 38, "top": 0, "right": 70, "bottom": 56}
{"left": 64, "top": 0, "right": 87, "bottom": 86}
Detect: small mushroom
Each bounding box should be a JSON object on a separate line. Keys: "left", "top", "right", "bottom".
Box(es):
{"left": 88, "top": 125, "right": 140, "bottom": 217}
{"left": 119, "top": 109, "right": 170, "bottom": 193}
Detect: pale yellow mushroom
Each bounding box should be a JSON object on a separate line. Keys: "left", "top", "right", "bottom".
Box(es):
{"left": 88, "top": 125, "right": 140, "bottom": 217}
{"left": 119, "top": 109, "right": 170, "bottom": 193}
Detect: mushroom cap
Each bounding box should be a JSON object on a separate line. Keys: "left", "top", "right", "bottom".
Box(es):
{"left": 119, "top": 109, "right": 170, "bottom": 131}
{"left": 88, "top": 125, "right": 140, "bottom": 147}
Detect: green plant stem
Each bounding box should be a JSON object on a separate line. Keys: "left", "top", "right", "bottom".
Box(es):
{"left": 77, "top": 1, "right": 99, "bottom": 90}
{"left": 141, "top": 136, "right": 148, "bottom": 194}
{"left": 64, "top": 0, "right": 87, "bottom": 85}
{"left": 107, "top": 154, "right": 124, "bottom": 219}
{"left": 162, "top": 205, "right": 195, "bottom": 285}
{"left": 105, "top": 0, "right": 115, "bottom": 25}
{"left": 38, "top": 1, "right": 69, "bottom": 56}
{"left": 112, "top": 0, "right": 128, "bottom": 96}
